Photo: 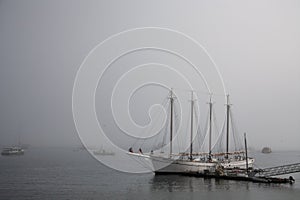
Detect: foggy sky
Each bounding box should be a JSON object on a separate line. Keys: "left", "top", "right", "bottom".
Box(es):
{"left": 0, "top": 0, "right": 299, "bottom": 150}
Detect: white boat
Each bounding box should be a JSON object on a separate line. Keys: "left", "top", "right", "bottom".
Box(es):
{"left": 1, "top": 147, "right": 24, "bottom": 156}
{"left": 128, "top": 89, "right": 254, "bottom": 175}
{"left": 129, "top": 152, "right": 218, "bottom": 174}
{"left": 93, "top": 148, "right": 115, "bottom": 156}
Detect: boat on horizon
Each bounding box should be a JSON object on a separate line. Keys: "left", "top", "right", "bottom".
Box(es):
{"left": 1, "top": 147, "right": 24, "bottom": 156}
{"left": 1, "top": 133, "right": 25, "bottom": 156}
{"left": 261, "top": 147, "right": 272, "bottom": 154}
{"left": 93, "top": 147, "right": 115, "bottom": 156}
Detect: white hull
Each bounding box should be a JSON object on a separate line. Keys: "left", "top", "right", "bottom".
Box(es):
{"left": 151, "top": 156, "right": 217, "bottom": 174}
{"left": 128, "top": 153, "right": 254, "bottom": 174}
{"left": 221, "top": 158, "right": 255, "bottom": 169}
{"left": 1, "top": 147, "right": 24, "bottom": 156}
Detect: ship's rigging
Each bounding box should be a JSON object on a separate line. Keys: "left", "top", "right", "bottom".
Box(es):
{"left": 130, "top": 88, "right": 245, "bottom": 160}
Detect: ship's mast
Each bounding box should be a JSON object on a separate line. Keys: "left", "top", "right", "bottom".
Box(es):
{"left": 169, "top": 89, "right": 174, "bottom": 158}
{"left": 225, "top": 94, "right": 230, "bottom": 159}
{"left": 244, "top": 132, "right": 249, "bottom": 175}
{"left": 189, "top": 91, "right": 194, "bottom": 160}
{"left": 208, "top": 94, "right": 213, "bottom": 160}
{"left": 18, "top": 134, "right": 21, "bottom": 147}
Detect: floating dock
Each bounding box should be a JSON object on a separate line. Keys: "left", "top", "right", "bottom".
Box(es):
{"left": 156, "top": 164, "right": 299, "bottom": 184}
{"left": 183, "top": 171, "right": 295, "bottom": 184}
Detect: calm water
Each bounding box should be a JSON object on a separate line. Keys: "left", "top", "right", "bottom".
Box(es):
{"left": 0, "top": 148, "right": 300, "bottom": 199}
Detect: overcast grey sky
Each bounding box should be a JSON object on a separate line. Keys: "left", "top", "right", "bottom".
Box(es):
{"left": 0, "top": 0, "right": 299, "bottom": 150}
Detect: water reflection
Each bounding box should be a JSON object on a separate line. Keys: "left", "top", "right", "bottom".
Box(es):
{"left": 149, "top": 175, "right": 278, "bottom": 192}
{"left": 147, "top": 151, "right": 300, "bottom": 193}
{"left": 150, "top": 175, "right": 196, "bottom": 192}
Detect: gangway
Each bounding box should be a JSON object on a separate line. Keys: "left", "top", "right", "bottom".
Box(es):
{"left": 258, "top": 163, "right": 300, "bottom": 177}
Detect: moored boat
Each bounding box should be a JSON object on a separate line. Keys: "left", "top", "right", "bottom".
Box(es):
{"left": 93, "top": 148, "right": 115, "bottom": 156}
{"left": 128, "top": 89, "right": 254, "bottom": 175}
{"left": 1, "top": 147, "right": 24, "bottom": 156}
{"left": 261, "top": 147, "right": 272, "bottom": 154}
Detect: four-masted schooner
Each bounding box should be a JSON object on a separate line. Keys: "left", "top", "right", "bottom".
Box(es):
{"left": 128, "top": 89, "right": 254, "bottom": 175}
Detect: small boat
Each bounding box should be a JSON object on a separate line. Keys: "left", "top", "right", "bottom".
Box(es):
{"left": 262, "top": 147, "right": 272, "bottom": 154}
{"left": 1, "top": 147, "right": 24, "bottom": 156}
{"left": 93, "top": 148, "right": 115, "bottom": 156}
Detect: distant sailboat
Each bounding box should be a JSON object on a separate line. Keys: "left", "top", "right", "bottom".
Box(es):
{"left": 93, "top": 147, "right": 115, "bottom": 156}
{"left": 1, "top": 133, "right": 25, "bottom": 156}
{"left": 1, "top": 147, "right": 24, "bottom": 156}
